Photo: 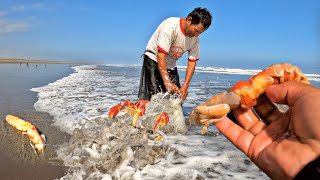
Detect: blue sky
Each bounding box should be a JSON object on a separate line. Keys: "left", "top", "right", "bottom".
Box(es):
{"left": 0, "top": 0, "right": 319, "bottom": 68}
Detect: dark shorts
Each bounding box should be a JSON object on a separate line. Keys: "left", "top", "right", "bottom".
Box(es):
{"left": 138, "top": 55, "right": 181, "bottom": 100}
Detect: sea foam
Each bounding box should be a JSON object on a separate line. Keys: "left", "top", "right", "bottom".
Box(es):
{"left": 31, "top": 64, "right": 304, "bottom": 179}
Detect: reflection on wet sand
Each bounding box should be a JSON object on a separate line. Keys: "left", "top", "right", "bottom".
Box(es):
{"left": 0, "top": 62, "right": 77, "bottom": 179}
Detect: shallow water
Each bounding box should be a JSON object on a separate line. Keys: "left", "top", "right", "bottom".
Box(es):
{"left": 0, "top": 63, "right": 73, "bottom": 179}
{"left": 0, "top": 63, "right": 73, "bottom": 114}
{"left": 30, "top": 64, "right": 320, "bottom": 179}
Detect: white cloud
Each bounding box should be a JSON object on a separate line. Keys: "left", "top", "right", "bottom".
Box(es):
{"left": 0, "top": 3, "right": 47, "bottom": 34}
{"left": 31, "top": 3, "right": 46, "bottom": 10}
{"left": 0, "top": 20, "right": 30, "bottom": 34}
{"left": 0, "top": 11, "right": 8, "bottom": 17}
{"left": 11, "top": 3, "right": 46, "bottom": 12}
{"left": 11, "top": 5, "right": 26, "bottom": 12}
{"left": 79, "top": 7, "right": 90, "bottom": 12}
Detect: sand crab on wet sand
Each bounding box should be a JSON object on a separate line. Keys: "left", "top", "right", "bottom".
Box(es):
{"left": 189, "top": 63, "right": 310, "bottom": 134}
{"left": 5, "top": 114, "right": 46, "bottom": 155}
{"left": 108, "top": 100, "right": 169, "bottom": 134}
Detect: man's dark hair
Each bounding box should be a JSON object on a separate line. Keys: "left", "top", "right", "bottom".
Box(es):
{"left": 187, "top": 7, "right": 212, "bottom": 29}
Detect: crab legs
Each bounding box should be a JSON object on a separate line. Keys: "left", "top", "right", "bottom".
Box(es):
{"left": 108, "top": 100, "right": 169, "bottom": 133}
{"left": 189, "top": 63, "right": 310, "bottom": 134}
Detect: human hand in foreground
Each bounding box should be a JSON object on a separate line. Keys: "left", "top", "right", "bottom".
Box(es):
{"left": 214, "top": 81, "right": 320, "bottom": 180}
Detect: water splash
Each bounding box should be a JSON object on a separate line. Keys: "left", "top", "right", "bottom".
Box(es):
{"left": 56, "top": 93, "right": 186, "bottom": 179}
{"left": 141, "top": 92, "right": 187, "bottom": 134}
{"left": 31, "top": 65, "right": 269, "bottom": 179}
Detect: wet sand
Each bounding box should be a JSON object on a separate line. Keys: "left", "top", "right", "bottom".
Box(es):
{"left": 0, "top": 112, "right": 70, "bottom": 180}
{"left": 0, "top": 60, "right": 82, "bottom": 179}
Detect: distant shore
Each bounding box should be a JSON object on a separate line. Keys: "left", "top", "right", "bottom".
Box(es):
{"left": 0, "top": 58, "right": 88, "bottom": 64}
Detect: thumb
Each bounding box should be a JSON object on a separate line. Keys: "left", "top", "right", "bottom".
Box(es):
{"left": 265, "top": 81, "right": 316, "bottom": 106}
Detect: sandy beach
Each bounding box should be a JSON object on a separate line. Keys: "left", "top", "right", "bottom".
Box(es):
{"left": 0, "top": 60, "right": 83, "bottom": 179}
{"left": 0, "top": 112, "right": 70, "bottom": 179}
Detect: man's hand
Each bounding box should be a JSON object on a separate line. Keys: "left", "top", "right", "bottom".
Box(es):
{"left": 179, "top": 85, "right": 188, "bottom": 100}
{"left": 157, "top": 52, "right": 181, "bottom": 94}
{"left": 213, "top": 82, "right": 320, "bottom": 179}
{"left": 164, "top": 81, "right": 180, "bottom": 94}
{"left": 181, "top": 60, "right": 196, "bottom": 101}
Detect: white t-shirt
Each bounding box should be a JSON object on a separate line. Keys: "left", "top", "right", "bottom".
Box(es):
{"left": 145, "top": 17, "right": 200, "bottom": 69}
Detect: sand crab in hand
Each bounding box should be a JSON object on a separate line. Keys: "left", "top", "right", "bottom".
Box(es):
{"left": 189, "top": 63, "right": 310, "bottom": 134}
{"left": 108, "top": 100, "right": 170, "bottom": 133}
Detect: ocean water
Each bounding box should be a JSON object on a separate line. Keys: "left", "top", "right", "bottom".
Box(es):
{"left": 0, "top": 63, "right": 73, "bottom": 114}
{"left": 30, "top": 64, "right": 320, "bottom": 179}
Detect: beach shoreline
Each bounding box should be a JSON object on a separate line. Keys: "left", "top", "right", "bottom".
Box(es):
{"left": 0, "top": 58, "right": 88, "bottom": 64}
